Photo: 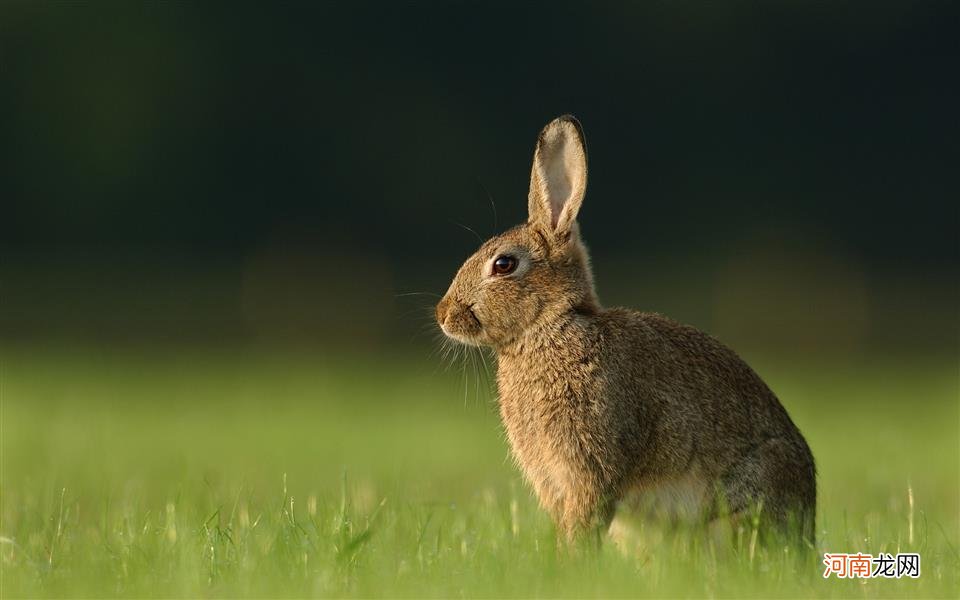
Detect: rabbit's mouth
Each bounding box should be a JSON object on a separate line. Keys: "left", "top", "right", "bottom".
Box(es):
{"left": 436, "top": 298, "right": 485, "bottom": 344}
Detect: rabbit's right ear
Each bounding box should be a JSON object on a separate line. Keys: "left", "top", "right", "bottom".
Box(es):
{"left": 527, "top": 115, "right": 588, "bottom": 238}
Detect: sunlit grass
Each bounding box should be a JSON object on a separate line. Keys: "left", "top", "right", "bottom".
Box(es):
{"left": 2, "top": 345, "right": 958, "bottom": 597}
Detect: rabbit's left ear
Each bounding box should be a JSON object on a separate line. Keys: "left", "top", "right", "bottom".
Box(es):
{"left": 528, "top": 115, "right": 588, "bottom": 237}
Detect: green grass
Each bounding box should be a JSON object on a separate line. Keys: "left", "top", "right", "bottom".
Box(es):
{"left": 2, "top": 345, "right": 958, "bottom": 598}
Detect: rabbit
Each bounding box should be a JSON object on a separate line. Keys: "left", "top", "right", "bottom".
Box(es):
{"left": 435, "top": 115, "right": 816, "bottom": 544}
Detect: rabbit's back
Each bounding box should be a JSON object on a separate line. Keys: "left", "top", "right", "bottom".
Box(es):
{"left": 604, "top": 310, "right": 809, "bottom": 469}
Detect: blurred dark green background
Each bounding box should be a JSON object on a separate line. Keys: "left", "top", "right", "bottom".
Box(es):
{"left": 2, "top": 2, "right": 957, "bottom": 358}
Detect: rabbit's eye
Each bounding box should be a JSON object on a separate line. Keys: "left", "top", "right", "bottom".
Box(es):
{"left": 492, "top": 255, "right": 518, "bottom": 276}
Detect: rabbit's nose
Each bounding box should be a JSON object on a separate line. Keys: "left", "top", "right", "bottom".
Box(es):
{"left": 435, "top": 296, "right": 451, "bottom": 326}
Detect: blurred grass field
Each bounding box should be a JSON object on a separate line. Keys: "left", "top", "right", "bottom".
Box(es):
{"left": 2, "top": 344, "right": 958, "bottom": 598}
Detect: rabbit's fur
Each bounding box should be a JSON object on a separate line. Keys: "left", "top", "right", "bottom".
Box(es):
{"left": 436, "top": 116, "right": 816, "bottom": 543}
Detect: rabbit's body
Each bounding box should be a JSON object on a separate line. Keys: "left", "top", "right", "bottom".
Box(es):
{"left": 497, "top": 308, "right": 815, "bottom": 537}
{"left": 437, "top": 116, "right": 816, "bottom": 542}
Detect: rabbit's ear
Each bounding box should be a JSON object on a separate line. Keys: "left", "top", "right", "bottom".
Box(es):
{"left": 528, "top": 115, "right": 588, "bottom": 237}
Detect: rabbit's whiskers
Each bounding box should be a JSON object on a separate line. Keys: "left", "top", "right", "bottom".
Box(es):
{"left": 448, "top": 219, "right": 484, "bottom": 245}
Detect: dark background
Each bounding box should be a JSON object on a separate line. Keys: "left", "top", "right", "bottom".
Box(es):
{"left": 2, "top": 2, "right": 957, "bottom": 357}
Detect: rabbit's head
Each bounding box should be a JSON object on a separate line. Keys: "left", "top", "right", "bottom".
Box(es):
{"left": 437, "top": 115, "right": 598, "bottom": 348}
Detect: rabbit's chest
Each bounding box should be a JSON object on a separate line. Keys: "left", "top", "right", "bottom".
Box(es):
{"left": 495, "top": 348, "right": 609, "bottom": 506}
{"left": 497, "top": 386, "right": 596, "bottom": 502}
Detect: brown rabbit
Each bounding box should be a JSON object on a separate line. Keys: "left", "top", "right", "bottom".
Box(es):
{"left": 436, "top": 115, "right": 816, "bottom": 544}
